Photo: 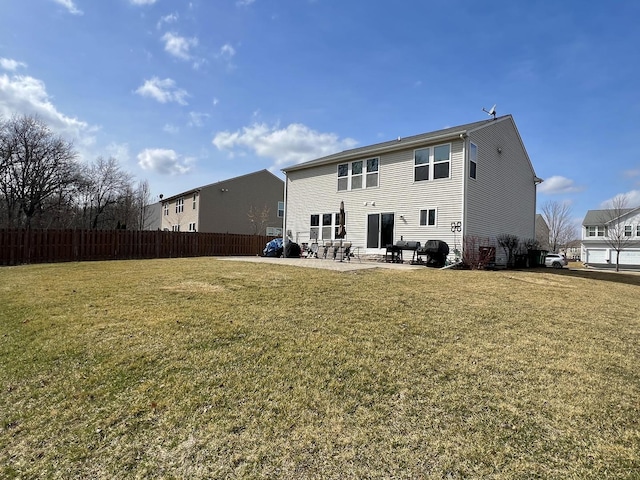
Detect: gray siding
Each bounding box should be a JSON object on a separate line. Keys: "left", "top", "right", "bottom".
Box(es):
{"left": 465, "top": 118, "right": 537, "bottom": 244}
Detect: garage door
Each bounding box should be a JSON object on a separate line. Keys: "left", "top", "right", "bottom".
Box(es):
{"left": 586, "top": 249, "right": 607, "bottom": 264}
{"left": 618, "top": 250, "right": 640, "bottom": 266}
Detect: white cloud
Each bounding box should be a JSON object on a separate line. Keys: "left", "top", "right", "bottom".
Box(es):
{"left": 236, "top": 0, "right": 256, "bottom": 6}
{"left": 212, "top": 97, "right": 219, "bottom": 107}
{"left": 0, "top": 73, "right": 94, "bottom": 144}
{"left": 163, "top": 123, "right": 179, "bottom": 134}
{"left": 187, "top": 112, "right": 209, "bottom": 128}
{"left": 157, "top": 12, "right": 178, "bottom": 29}
{"left": 623, "top": 168, "right": 640, "bottom": 179}
{"left": 162, "top": 32, "right": 198, "bottom": 61}
{"left": 104, "top": 143, "right": 131, "bottom": 163}
{"left": 137, "top": 148, "right": 193, "bottom": 175}
{"left": 212, "top": 122, "right": 358, "bottom": 168}
{"left": 52, "top": 0, "right": 83, "bottom": 15}
{"left": 218, "top": 44, "right": 236, "bottom": 60}
{"left": 537, "top": 175, "right": 583, "bottom": 194}
{"left": 600, "top": 190, "right": 640, "bottom": 209}
{"left": 0, "top": 58, "right": 27, "bottom": 71}
{"left": 135, "top": 77, "right": 189, "bottom": 105}
{"left": 130, "top": 0, "right": 157, "bottom": 5}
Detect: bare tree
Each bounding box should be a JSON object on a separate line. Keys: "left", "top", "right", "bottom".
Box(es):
{"left": 597, "top": 194, "right": 639, "bottom": 272}
{"left": 540, "top": 200, "right": 577, "bottom": 253}
{"left": 247, "top": 204, "right": 271, "bottom": 235}
{"left": 134, "top": 180, "right": 153, "bottom": 230}
{"left": 82, "top": 156, "right": 133, "bottom": 229}
{"left": 0, "top": 114, "right": 78, "bottom": 228}
{"left": 497, "top": 233, "right": 519, "bottom": 268}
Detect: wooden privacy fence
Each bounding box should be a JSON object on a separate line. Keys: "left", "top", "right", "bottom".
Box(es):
{"left": 0, "top": 229, "right": 276, "bottom": 266}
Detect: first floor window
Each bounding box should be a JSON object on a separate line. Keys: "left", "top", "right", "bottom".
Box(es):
{"left": 420, "top": 208, "right": 437, "bottom": 226}
{"left": 310, "top": 214, "right": 319, "bottom": 240}
{"left": 172, "top": 225, "right": 180, "bottom": 232}
{"left": 188, "top": 222, "right": 196, "bottom": 232}
{"left": 322, "top": 213, "right": 333, "bottom": 239}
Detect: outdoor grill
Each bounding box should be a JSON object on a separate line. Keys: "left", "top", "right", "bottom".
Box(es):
{"left": 416, "top": 240, "right": 450, "bottom": 268}
{"left": 385, "top": 240, "right": 421, "bottom": 263}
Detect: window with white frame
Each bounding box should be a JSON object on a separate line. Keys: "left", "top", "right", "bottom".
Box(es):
{"left": 587, "top": 226, "right": 607, "bottom": 237}
{"left": 419, "top": 208, "right": 437, "bottom": 226}
{"left": 414, "top": 143, "right": 451, "bottom": 182}
{"left": 337, "top": 158, "right": 379, "bottom": 191}
{"left": 176, "top": 198, "right": 184, "bottom": 213}
{"left": 366, "top": 158, "right": 379, "bottom": 187}
{"left": 192, "top": 193, "right": 197, "bottom": 209}
{"left": 188, "top": 222, "right": 196, "bottom": 232}
{"left": 310, "top": 214, "right": 320, "bottom": 241}
{"left": 163, "top": 203, "right": 169, "bottom": 216}
{"left": 469, "top": 142, "right": 477, "bottom": 179}
{"left": 322, "top": 213, "right": 333, "bottom": 239}
{"left": 625, "top": 225, "right": 632, "bottom": 237}
{"left": 172, "top": 225, "right": 180, "bottom": 232}
{"left": 277, "top": 201, "right": 284, "bottom": 218}
{"left": 337, "top": 164, "right": 348, "bottom": 191}
{"left": 637, "top": 225, "right": 640, "bottom": 236}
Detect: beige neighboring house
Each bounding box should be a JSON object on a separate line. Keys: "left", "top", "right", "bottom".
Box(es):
{"left": 158, "top": 170, "right": 284, "bottom": 235}
{"left": 282, "top": 115, "right": 542, "bottom": 265}
{"left": 535, "top": 213, "right": 550, "bottom": 251}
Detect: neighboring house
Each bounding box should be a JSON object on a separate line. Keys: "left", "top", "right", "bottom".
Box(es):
{"left": 535, "top": 214, "right": 550, "bottom": 251}
{"left": 157, "top": 170, "right": 284, "bottom": 235}
{"left": 282, "top": 115, "right": 541, "bottom": 265}
{"left": 581, "top": 208, "right": 640, "bottom": 268}
{"left": 564, "top": 239, "right": 582, "bottom": 261}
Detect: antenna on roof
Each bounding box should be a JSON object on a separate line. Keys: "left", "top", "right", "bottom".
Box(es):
{"left": 483, "top": 104, "right": 497, "bottom": 120}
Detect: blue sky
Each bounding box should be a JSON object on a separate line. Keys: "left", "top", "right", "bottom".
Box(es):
{"left": 1, "top": 0, "right": 639, "bottom": 223}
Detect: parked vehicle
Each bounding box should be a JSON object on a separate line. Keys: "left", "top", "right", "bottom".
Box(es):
{"left": 545, "top": 253, "right": 568, "bottom": 269}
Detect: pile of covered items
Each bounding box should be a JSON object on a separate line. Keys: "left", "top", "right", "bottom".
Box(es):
{"left": 262, "top": 238, "right": 302, "bottom": 258}
{"left": 262, "top": 238, "right": 283, "bottom": 257}
{"left": 416, "top": 240, "right": 450, "bottom": 268}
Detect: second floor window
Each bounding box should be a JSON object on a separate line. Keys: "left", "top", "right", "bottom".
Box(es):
{"left": 587, "top": 226, "right": 607, "bottom": 237}
{"left": 277, "top": 201, "right": 285, "bottom": 218}
{"left": 625, "top": 225, "right": 632, "bottom": 237}
{"left": 163, "top": 203, "right": 169, "bottom": 216}
{"left": 193, "top": 194, "right": 197, "bottom": 209}
{"left": 337, "top": 157, "right": 379, "bottom": 191}
{"left": 176, "top": 198, "right": 184, "bottom": 213}
{"left": 415, "top": 143, "right": 451, "bottom": 182}
{"left": 469, "top": 142, "right": 477, "bottom": 179}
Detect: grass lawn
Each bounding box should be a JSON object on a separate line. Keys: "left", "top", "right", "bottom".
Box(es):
{"left": 1, "top": 258, "right": 639, "bottom": 479}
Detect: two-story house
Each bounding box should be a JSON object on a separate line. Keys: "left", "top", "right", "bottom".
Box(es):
{"left": 158, "top": 170, "right": 284, "bottom": 235}
{"left": 282, "top": 115, "right": 541, "bottom": 265}
{"left": 581, "top": 208, "right": 640, "bottom": 268}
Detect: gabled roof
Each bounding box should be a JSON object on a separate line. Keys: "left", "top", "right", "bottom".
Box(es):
{"left": 282, "top": 115, "right": 516, "bottom": 173}
{"left": 583, "top": 208, "right": 637, "bottom": 226}
{"left": 161, "top": 169, "right": 282, "bottom": 203}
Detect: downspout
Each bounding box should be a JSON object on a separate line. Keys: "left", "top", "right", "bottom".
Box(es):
{"left": 460, "top": 133, "right": 468, "bottom": 262}
{"left": 282, "top": 172, "right": 288, "bottom": 258}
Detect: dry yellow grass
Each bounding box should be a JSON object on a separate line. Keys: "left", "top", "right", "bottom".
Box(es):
{"left": 1, "top": 258, "right": 639, "bottom": 479}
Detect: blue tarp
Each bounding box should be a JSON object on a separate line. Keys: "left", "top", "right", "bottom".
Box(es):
{"left": 263, "top": 238, "right": 283, "bottom": 257}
